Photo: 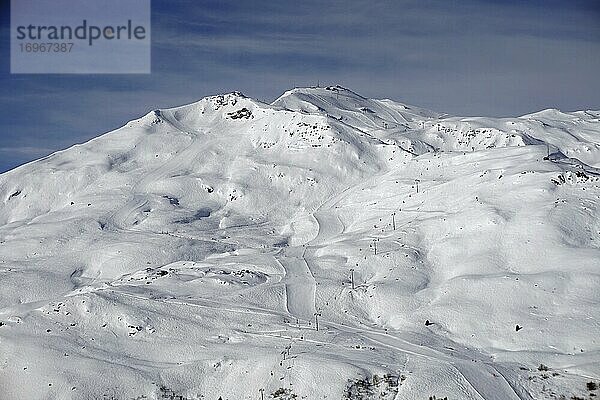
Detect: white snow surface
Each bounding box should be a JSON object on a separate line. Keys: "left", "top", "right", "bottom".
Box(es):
{"left": 1, "top": 85, "right": 599, "bottom": 399}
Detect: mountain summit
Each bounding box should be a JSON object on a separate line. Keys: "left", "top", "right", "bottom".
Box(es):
{"left": 1, "top": 87, "right": 599, "bottom": 399}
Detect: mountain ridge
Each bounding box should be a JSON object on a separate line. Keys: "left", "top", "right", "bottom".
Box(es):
{"left": 0, "top": 86, "right": 599, "bottom": 399}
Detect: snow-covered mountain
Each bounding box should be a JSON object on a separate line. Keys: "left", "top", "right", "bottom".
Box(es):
{"left": 1, "top": 86, "right": 599, "bottom": 400}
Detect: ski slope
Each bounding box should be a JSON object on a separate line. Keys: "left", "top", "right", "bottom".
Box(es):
{"left": 0, "top": 86, "right": 599, "bottom": 399}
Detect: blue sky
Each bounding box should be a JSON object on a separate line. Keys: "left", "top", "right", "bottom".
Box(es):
{"left": 1, "top": 0, "right": 599, "bottom": 172}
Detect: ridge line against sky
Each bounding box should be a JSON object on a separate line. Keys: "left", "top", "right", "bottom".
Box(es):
{"left": 0, "top": 0, "right": 599, "bottom": 173}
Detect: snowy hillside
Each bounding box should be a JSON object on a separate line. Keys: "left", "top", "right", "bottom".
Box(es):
{"left": 1, "top": 85, "right": 599, "bottom": 400}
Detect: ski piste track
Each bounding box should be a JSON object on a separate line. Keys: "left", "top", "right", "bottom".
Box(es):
{"left": 7, "top": 164, "right": 526, "bottom": 399}
{"left": 272, "top": 176, "right": 526, "bottom": 400}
